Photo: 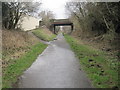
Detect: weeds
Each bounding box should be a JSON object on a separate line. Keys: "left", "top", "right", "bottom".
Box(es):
{"left": 2, "top": 30, "right": 47, "bottom": 88}
{"left": 2, "top": 43, "right": 47, "bottom": 88}
{"left": 2, "top": 30, "right": 39, "bottom": 69}
{"left": 65, "top": 35, "right": 119, "bottom": 88}
{"left": 32, "top": 28, "right": 56, "bottom": 41}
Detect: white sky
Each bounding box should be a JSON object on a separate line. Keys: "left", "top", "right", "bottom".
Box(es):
{"left": 40, "top": 0, "right": 70, "bottom": 19}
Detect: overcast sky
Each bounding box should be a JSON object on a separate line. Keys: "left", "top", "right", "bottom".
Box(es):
{"left": 40, "top": 0, "right": 70, "bottom": 19}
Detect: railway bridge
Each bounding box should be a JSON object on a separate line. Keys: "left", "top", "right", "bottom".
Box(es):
{"left": 50, "top": 19, "right": 73, "bottom": 34}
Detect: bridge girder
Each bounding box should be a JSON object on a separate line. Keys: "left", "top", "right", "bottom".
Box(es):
{"left": 50, "top": 19, "right": 74, "bottom": 34}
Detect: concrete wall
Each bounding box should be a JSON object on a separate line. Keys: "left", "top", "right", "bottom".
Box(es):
{"left": 17, "top": 15, "right": 40, "bottom": 31}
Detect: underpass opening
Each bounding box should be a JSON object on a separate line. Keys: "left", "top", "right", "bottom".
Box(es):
{"left": 50, "top": 19, "right": 73, "bottom": 34}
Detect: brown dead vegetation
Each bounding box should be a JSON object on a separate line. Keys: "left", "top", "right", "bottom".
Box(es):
{"left": 2, "top": 30, "right": 39, "bottom": 69}
{"left": 41, "top": 26, "right": 54, "bottom": 35}
{"left": 71, "top": 30, "right": 120, "bottom": 58}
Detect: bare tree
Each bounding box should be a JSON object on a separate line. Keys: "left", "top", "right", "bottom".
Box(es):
{"left": 2, "top": 2, "right": 41, "bottom": 30}
{"left": 65, "top": 2, "right": 120, "bottom": 38}
{"left": 38, "top": 10, "right": 55, "bottom": 28}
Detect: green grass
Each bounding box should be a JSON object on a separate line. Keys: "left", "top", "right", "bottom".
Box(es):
{"left": 32, "top": 29, "right": 56, "bottom": 41}
{"left": 2, "top": 42, "right": 47, "bottom": 88}
{"left": 64, "top": 35, "right": 119, "bottom": 88}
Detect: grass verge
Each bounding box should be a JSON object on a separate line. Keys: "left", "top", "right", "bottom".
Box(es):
{"left": 32, "top": 28, "right": 56, "bottom": 41}
{"left": 2, "top": 30, "right": 40, "bottom": 70}
{"left": 64, "top": 35, "right": 119, "bottom": 88}
{"left": 2, "top": 42, "right": 47, "bottom": 88}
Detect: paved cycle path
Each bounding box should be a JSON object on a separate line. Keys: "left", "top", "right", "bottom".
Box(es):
{"left": 18, "top": 33, "right": 92, "bottom": 88}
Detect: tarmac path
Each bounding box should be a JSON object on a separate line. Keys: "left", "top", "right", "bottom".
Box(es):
{"left": 18, "top": 33, "right": 92, "bottom": 88}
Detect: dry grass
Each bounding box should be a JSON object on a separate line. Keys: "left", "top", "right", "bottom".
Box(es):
{"left": 41, "top": 27, "right": 54, "bottom": 35}
{"left": 65, "top": 35, "right": 119, "bottom": 88}
{"left": 2, "top": 30, "right": 39, "bottom": 69}
{"left": 71, "top": 30, "right": 119, "bottom": 57}
{"left": 32, "top": 27, "right": 56, "bottom": 41}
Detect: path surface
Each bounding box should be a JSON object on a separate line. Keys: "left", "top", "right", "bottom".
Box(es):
{"left": 18, "top": 33, "right": 92, "bottom": 88}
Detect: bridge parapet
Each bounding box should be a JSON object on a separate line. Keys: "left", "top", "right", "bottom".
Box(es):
{"left": 49, "top": 19, "right": 73, "bottom": 34}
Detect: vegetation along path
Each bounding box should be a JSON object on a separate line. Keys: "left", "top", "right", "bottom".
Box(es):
{"left": 17, "top": 33, "right": 92, "bottom": 88}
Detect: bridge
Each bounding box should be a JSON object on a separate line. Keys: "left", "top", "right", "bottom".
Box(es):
{"left": 50, "top": 19, "right": 73, "bottom": 34}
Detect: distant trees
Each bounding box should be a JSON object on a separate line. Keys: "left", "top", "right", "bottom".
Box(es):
{"left": 65, "top": 2, "right": 120, "bottom": 40}
{"left": 2, "top": 2, "right": 41, "bottom": 30}
{"left": 38, "top": 10, "right": 55, "bottom": 28}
